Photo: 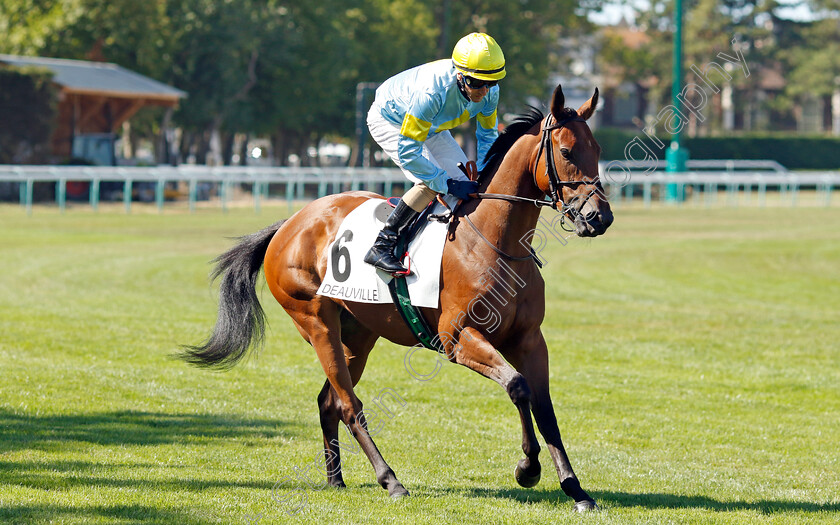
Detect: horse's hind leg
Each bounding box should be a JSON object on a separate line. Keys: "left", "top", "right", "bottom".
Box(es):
{"left": 317, "top": 381, "right": 346, "bottom": 487}
{"left": 291, "top": 299, "right": 407, "bottom": 497}
{"left": 317, "top": 313, "right": 378, "bottom": 488}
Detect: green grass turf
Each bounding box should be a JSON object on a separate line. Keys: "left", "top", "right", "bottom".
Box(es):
{"left": 1, "top": 202, "right": 838, "bottom": 524}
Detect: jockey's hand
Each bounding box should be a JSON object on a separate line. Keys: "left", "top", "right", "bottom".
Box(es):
{"left": 446, "top": 179, "right": 479, "bottom": 201}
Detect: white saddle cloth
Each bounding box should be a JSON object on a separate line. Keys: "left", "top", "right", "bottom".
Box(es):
{"left": 316, "top": 197, "right": 450, "bottom": 308}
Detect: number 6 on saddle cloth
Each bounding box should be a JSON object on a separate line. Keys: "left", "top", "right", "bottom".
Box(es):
{"left": 315, "top": 195, "right": 452, "bottom": 313}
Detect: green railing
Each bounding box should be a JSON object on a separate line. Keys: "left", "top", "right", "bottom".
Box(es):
{"left": 1, "top": 163, "right": 838, "bottom": 214}
{"left": 0, "top": 166, "right": 412, "bottom": 215}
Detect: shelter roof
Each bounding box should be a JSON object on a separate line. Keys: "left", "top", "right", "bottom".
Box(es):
{"left": 601, "top": 26, "right": 651, "bottom": 50}
{"left": 0, "top": 54, "right": 186, "bottom": 102}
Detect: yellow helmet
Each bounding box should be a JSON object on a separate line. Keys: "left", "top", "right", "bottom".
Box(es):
{"left": 452, "top": 32, "right": 506, "bottom": 82}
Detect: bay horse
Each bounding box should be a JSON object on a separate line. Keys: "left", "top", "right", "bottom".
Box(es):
{"left": 182, "top": 84, "right": 613, "bottom": 512}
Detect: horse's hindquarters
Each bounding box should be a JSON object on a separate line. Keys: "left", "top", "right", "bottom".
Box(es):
{"left": 263, "top": 192, "right": 379, "bottom": 310}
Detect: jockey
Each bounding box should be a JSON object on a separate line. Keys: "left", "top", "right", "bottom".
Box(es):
{"left": 364, "top": 32, "right": 505, "bottom": 275}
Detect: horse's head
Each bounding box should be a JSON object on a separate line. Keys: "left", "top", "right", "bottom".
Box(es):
{"left": 534, "top": 84, "right": 613, "bottom": 237}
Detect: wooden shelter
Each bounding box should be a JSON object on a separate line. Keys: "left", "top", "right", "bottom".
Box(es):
{"left": 0, "top": 54, "right": 186, "bottom": 160}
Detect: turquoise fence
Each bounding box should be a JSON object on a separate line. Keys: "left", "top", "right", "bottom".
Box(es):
{"left": 599, "top": 159, "right": 837, "bottom": 207}
{"left": 0, "top": 162, "right": 837, "bottom": 214}
{"left": 0, "top": 166, "right": 412, "bottom": 215}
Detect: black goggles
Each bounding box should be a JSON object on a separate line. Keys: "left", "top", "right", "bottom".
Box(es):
{"left": 463, "top": 76, "right": 498, "bottom": 89}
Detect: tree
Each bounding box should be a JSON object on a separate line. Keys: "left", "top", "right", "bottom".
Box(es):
{"left": 783, "top": 15, "right": 840, "bottom": 131}
{"left": 36, "top": 0, "right": 171, "bottom": 79}
{"left": 430, "top": 0, "right": 592, "bottom": 110}
{"left": 0, "top": 0, "right": 78, "bottom": 56}
{"left": 161, "top": 0, "right": 266, "bottom": 163}
{"left": 250, "top": 0, "right": 439, "bottom": 165}
{"left": 596, "top": 0, "right": 805, "bottom": 133}
{"left": 1, "top": 0, "right": 604, "bottom": 165}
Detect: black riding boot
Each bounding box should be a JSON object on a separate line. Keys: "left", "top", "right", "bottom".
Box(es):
{"left": 364, "top": 200, "right": 419, "bottom": 274}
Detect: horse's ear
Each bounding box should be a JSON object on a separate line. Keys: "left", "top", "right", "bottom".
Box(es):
{"left": 578, "top": 87, "right": 599, "bottom": 121}
{"left": 550, "top": 84, "right": 565, "bottom": 119}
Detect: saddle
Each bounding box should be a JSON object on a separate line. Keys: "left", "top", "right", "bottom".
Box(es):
{"left": 380, "top": 160, "right": 479, "bottom": 353}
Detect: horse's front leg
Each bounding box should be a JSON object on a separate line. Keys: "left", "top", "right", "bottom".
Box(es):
{"left": 451, "top": 328, "right": 542, "bottom": 488}
{"left": 511, "top": 331, "right": 598, "bottom": 512}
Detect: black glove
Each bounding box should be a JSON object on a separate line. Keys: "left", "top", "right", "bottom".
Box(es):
{"left": 446, "top": 178, "right": 479, "bottom": 201}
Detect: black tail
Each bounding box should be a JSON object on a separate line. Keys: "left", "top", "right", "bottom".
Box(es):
{"left": 180, "top": 220, "right": 285, "bottom": 369}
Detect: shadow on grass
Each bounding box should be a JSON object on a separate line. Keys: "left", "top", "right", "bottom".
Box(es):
{"left": 0, "top": 410, "right": 292, "bottom": 507}
{"left": 0, "top": 409, "right": 297, "bottom": 452}
{"left": 0, "top": 504, "right": 221, "bottom": 525}
{"left": 0, "top": 459, "right": 275, "bottom": 492}
{"left": 591, "top": 490, "right": 840, "bottom": 514}
{"left": 451, "top": 486, "right": 839, "bottom": 515}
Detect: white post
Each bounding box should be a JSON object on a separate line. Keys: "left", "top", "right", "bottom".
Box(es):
{"left": 208, "top": 127, "right": 223, "bottom": 166}
{"left": 722, "top": 63, "right": 735, "bottom": 132}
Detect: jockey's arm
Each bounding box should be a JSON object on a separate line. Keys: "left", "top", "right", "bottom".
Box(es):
{"left": 475, "top": 89, "right": 500, "bottom": 172}
{"left": 396, "top": 92, "right": 449, "bottom": 194}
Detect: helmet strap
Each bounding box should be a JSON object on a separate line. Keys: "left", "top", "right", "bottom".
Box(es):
{"left": 455, "top": 73, "right": 470, "bottom": 102}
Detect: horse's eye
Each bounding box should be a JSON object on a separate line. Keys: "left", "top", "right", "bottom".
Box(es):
{"left": 560, "top": 148, "right": 571, "bottom": 159}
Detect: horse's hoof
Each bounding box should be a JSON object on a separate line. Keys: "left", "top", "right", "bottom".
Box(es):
{"left": 390, "top": 486, "right": 410, "bottom": 499}
{"left": 514, "top": 460, "right": 541, "bottom": 488}
{"left": 573, "top": 500, "right": 599, "bottom": 512}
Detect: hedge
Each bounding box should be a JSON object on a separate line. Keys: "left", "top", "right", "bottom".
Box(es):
{"left": 0, "top": 65, "right": 58, "bottom": 164}
{"left": 594, "top": 127, "right": 840, "bottom": 170}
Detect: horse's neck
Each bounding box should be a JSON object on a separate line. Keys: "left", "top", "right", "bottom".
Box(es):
{"left": 470, "top": 135, "right": 544, "bottom": 254}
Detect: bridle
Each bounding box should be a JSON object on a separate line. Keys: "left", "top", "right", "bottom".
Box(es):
{"left": 468, "top": 113, "right": 600, "bottom": 219}
{"left": 534, "top": 112, "right": 590, "bottom": 209}
{"left": 430, "top": 112, "right": 604, "bottom": 266}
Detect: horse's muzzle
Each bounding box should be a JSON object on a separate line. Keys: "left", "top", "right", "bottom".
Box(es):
{"left": 574, "top": 204, "right": 613, "bottom": 237}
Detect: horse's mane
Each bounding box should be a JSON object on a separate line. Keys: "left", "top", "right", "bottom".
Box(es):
{"left": 478, "top": 106, "right": 544, "bottom": 183}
